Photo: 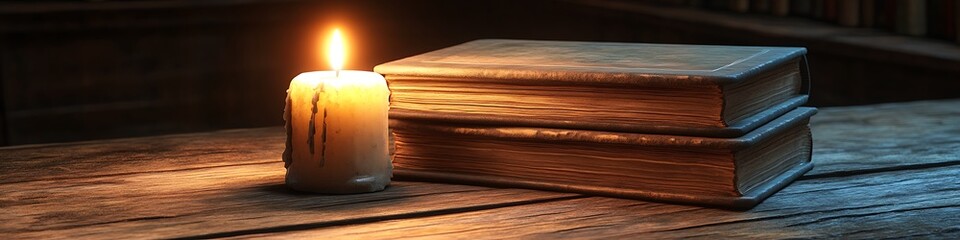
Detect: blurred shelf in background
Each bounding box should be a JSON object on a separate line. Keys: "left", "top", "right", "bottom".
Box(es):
{"left": 1, "top": 0, "right": 958, "bottom": 146}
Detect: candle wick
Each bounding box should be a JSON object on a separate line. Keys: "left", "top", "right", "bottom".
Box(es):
{"left": 336, "top": 70, "right": 340, "bottom": 78}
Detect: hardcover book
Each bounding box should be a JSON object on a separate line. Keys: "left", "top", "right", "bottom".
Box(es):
{"left": 390, "top": 107, "right": 816, "bottom": 209}
{"left": 375, "top": 39, "right": 809, "bottom": 137}
{"left": 377, "top": 39, "right": 816, "bottom": 209}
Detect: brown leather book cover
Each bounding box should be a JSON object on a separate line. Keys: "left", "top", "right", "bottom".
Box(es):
{"left": 376, "top": 39, "right": 809, "bottom": 137}
{"left": 391, "top": 107, "right": 817, "bottom": 210}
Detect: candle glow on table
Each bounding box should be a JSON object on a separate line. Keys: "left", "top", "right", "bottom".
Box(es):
{"left": 282, "top": 28, "right": 391, "bottom": 193}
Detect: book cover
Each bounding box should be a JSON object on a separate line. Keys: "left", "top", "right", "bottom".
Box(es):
{"left": 376, "top": 39, "right": 809, "bottom": 138}
{"left": 390, "top": 107, "right": 817, "bottom": 209}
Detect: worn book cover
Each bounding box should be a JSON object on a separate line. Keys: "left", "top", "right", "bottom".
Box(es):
{"left": 390, "top": 107, "right": 816, "bottom": 210}
{"left": 376, "top": 39, "right": 809, "bottom": 137}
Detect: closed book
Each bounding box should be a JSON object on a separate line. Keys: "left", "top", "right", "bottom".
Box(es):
{"left": 375, "top": 39, "right": 809, "bottom": 138}
{"left": 390, "top": 107, "right": 817, "bottom": 209}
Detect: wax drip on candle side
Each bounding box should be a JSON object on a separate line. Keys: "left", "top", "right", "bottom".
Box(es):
{"left": 282, "top": 90, "right": 293, "bottom": 168}
{"left": 320, "top": 108, "right": 328, "bottom": 167}
{"left": 307, "top": 85, "right": 322, "bottom": 158}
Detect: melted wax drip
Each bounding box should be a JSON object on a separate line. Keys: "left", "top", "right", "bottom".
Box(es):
{"left": 306, "top": 84, "right": 328, "bottom": 168}
{"left": 307, "top": 85, "right": 323, "bottom": 167}
{"left": 282, "top": 91, "right": 293, "bottom": 168}
{"left": 320, "top": 108, "right": 328, "bottom": 167}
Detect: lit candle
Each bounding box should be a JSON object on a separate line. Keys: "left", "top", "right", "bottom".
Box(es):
{"left": 282, "top": 28, "right": 391, "bottom": 193}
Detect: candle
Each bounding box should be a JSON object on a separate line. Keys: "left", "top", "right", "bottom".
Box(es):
{"left": 282, "top": 29, "right": 391, "bottom": 193}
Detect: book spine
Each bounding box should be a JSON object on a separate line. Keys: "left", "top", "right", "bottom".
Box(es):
{"left": 955, "top": 0, "right": 960, "bottom": 42}
{"left": 753, "top": 0, "right": 771, "bottom": 13}
{"left": 838, "top": 0, "right": 861, "bottom": 26}
{"left": 876, "top": 0, "right": 897, "bottom": 31}
{"left": 928, "top": 0, "right": 945, "bottom": 39}
{"left": 812, "top": 0, "right": 825, "bottom": 19}
{"left": 938, "top": 0, "right": 956, "bottom": 41}
{"left": 824, "top": 0, "right": 839, "bottom": 22}
{"left": 792, "top": 0, "right": 813, "bottom": 16}
{"left": 771, "top": 0, "right": 790, "bottom": 16}
{"left": 896, "top": 0, "right": 928, "bottom": 36}
{"left": 704, "top": 0, "right": 730, "bottom": 11}
{"left": 730, "top": 0, "right": 750, "bottom": 13}
{"left": 861, "top": 0, "right": 876, "bottom": 27}
{"left": 687, "top": 0, "right": 705, "bottom": 8}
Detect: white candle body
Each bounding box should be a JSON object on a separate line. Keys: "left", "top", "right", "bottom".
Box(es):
{"left": 283, "top": 70, "right": 391, "bottom": 193}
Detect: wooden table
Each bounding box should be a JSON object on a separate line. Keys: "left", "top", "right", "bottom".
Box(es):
{"left": 3, "top": 99, "right": 960, "bottom": 239}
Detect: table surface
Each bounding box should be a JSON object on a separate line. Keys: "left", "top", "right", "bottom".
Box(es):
{"left": 3, "top": 99, "right": 960, "bottom": 239}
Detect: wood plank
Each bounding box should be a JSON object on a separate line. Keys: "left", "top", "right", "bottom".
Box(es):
{"left": 808, "top": 99, "right": 960, "bottom": 177}
{"left": 4, "top": 99, "right": 955, "bottom": 185}
{"left": 232, "top": 165, "right": 960, "bottom": 239}
{"left": 2, "top": 99, "right": 959, "bottom": 238}
{"left": 0, "top": 161, "right": 577, "bottom": 239}
{"left": 0, "top": 127, "right": 285, "bottom": 184}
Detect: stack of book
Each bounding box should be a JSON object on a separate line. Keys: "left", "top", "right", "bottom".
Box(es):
{"left": 375, "top": 39, "right": 816, "bottom": 209}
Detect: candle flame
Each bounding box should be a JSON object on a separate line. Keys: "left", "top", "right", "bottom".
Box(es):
{"left": 328, "top": 29, "right": 345, "bottom": 71}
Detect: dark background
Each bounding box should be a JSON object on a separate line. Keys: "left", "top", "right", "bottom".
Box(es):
{"left": 1, "top": 0, "right": 959, "bottom": 146}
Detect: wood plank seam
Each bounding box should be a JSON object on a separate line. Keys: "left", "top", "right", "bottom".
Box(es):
{"left": 313, "top": 188, "right": 494, "bottom": 209}
{"left": 798, "top": 159, "right": 960, "bottom": 180}
{"left": 644, "top": 204, "right": 880, "bottom": 233}
{"left": 781, "top": 204, "right": 960, "bottom": 228}
{"left": 166, "top": 195, "right": 586, "bottom": 239}
{"left": 0, "top": 127, "right": 277, "bottom": 151}
{"left": 61, "top": 215, "right": 182, "bottom": 230}
{"left": 0, "top": 161, "right": 278, "bottom": 185}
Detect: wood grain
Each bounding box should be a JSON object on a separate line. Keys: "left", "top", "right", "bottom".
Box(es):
{"left": 234, "top": 164, "right": 960, "bottom": 239}
{"left": 0, "top": 128, "right": 285, "bottom": 184}
{"left": 808, "top": 99, "right": 960, "bottom": 177}
{"left": 2, "top": 99, "right": 959, "bottom": 238}
{"left": 0, "top": 161, "right": 576, "bottom": 239}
